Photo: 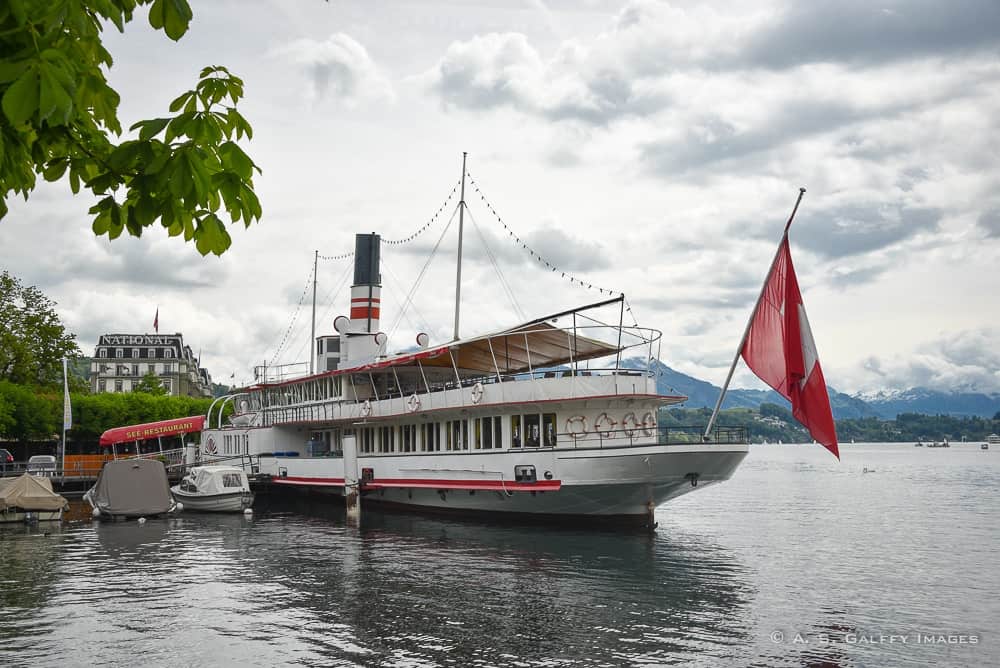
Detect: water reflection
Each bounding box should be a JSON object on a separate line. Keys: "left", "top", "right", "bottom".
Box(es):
{"left": 242, "top": 497, "right": 755, "bottom": 666}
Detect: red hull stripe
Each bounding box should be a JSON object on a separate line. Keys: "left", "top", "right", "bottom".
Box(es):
{"left": 274, "top": 476, "right": 561, "bottom": 492}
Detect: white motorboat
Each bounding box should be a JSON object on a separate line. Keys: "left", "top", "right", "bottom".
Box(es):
{"left": 171, "top": 466, "right": 254, "bottom": 512}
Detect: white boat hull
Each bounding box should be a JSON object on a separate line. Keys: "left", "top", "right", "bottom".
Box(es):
{"left": 171, "top": 489, "right": 254, "bottom": 513}
{"left": 0, "top": 508, "right": 64, "bottom": 523}
{"left": 253, "top": 444, "right": 748, "bottom": 524}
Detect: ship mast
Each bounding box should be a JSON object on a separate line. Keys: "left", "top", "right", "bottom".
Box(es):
{"left": 453, "top": 152, "right": 468, "bottom": 341}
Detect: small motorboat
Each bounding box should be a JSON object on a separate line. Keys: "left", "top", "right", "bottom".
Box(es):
{"left": 0, "top": 474, "right": 69, "bottom": 523}
{"left": 983, "top": 443, "right": 990, "bottom": 450}
{"left": 85, "top": 459, "right": 178, "bottom": 519}
{"left": 171, "top": 466, "right": 253, "bottom": 513}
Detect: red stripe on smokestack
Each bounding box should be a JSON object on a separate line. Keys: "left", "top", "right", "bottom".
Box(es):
{"left": 350, "top": 307, "right": 381, "bottom": 319}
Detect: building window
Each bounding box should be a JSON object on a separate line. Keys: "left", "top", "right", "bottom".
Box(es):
{"left": 162, "top": 379, "right": 171, "bottom": 393}
{"left": 98, "top": 348, "right": 107, "bottom": 358}
{"left": 132, "top": 348, "right": 139, "bottom": 358}
{"left": 149, "top": 364, "right": 156, "bottom": 375}
{"left": 114, "top": 380, "right": 123, "bottom": 392}
{"left": 116, "top": 348, "right": 124, "bottom": 358}
{"left": 165, "top": 348, "right": 174, "bottom": 358}
{"left": 98, "top": 379, "right": 106, "bottom": 392}
{"left": 132, "top": 364, "right": 139, "bottom": 376}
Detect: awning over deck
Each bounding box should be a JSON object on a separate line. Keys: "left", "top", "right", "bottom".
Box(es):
{"left": 99, "top": 415, "right": 206, "bottom": 446}
{"left": 343, "top": 321, "right": 619, "bottom": 377}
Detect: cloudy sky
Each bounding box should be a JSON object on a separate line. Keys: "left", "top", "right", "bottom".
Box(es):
{"left": 4, "top": 0, "right": 1000, "bottom": 395}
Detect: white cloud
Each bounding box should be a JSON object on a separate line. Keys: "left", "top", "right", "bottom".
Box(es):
{"left": 276, "top": 33, "right": 394, "bottom": 106}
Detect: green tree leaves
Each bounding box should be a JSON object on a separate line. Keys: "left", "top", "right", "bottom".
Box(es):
{"left": 0, "top": 271, "right": 81, "bottom": 387}
{"left": 133, "top": 371, "right": 170, "bottom": 395}
{"left": 0, "top": 0, "right": 261, "bottom": 256}
{"left": 148, "top": 0, "right": 194, "bottom": 41}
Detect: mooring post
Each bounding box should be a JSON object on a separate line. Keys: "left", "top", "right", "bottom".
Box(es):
{"left": 343, "top": 433, "right": 360, "bottom": 525}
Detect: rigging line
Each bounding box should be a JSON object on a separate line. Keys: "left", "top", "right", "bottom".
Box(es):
{"left": 380, "top": 256, "right": 434, "bottom": 339}
{"left": 288, "top": 260, "right": 354, "bottom": 365}
{"left": 464, "top": 206, "right": 527, "bottom": 322}
{"left": 266, "top": 264, "right": 314, "bottom": 362}
{"left": 318, "top": 250, "right": 354, "bottom": 261}
{"left": 386, "top": 204, "right": 460, "bottom": 339}
{"left": 381, "top": 180, "right": 462, "bottom": 246}
{"left": 465, "top": 171, "right": 639, "bottom": 327}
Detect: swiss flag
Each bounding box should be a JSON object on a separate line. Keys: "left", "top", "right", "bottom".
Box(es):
{"left": 741, "top": 237, "right": 839, "bottom": 459}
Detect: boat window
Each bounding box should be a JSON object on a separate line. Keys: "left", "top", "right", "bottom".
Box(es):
{"left": 401, "top": 425, "right": 416, "bottom": 452}
{"left": 180, "top": 480, "right": 197, "bottom": 493}
{"left": 222, "top": 473, "right": 243, "bottom": 488}
{"left": 543, "top": 413, "right": 557, "bottom": 447}
{"left": 511, "top": 415, "right": 522, "bottom": 448}
{"left": 360, "top": 428, "right": 376, "bottom": 454}
{"left": 421, "top": 423, "right": 441, "bottom": 452}
{"left": 447, "top": 420, "right": 466, "bottom": 451}
{"left": 476, "top": 417, "right": 489, "bottom": 449}
{"left": 379, "top": 426, "right": 394, "bottom": 453}
{"left": 525, "top": 414, "right": 540, "bottom": 447}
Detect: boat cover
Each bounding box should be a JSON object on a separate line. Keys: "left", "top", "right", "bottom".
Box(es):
{"left": 87, "top": 459, "right": 174, "bottom": 516}
{"left": 182, "top": 466, "right": 248, "bottom": 494}
{"left": 0, "top": 474, "right": 68, "bottom": 512}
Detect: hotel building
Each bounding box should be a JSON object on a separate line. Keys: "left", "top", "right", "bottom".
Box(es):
{"left": 90, "top": 333, "right": 214, "bottom": 398}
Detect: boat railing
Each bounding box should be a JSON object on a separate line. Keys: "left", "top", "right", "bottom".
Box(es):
{"left": 561, "top": 425, "right": 748, "bottom": 449}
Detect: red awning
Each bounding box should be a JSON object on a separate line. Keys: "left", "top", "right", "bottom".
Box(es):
{"left": 99, "top": 415, "right": 206, "bottom": 446}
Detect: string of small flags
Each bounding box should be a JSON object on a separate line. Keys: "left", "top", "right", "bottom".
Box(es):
{"left": 382, "top": 181, "right": 461, "bottom": 246}
{"left": 318, "top": 250, "right": 354, "bottom": 261}
{"left": 465, "top": 172, "right": 639, "bottom": 326}
{"left": 316, "top": 181, "right": 461, "bottom": 259}
{"left": 269, "top": 265, "right": 314, "bottom": 362}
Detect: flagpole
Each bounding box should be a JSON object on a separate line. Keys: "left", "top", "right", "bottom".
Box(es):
{"left": 703, "top": 188, "right": 806, "bottom": 440}
{"left": 61, "top": 357, "right": 68, "bottom": 477}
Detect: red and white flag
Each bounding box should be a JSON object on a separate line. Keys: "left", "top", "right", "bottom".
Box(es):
{"left": 153, "top": 307, "right": 159, "bottom": 334}
{"left": 741, "top": 236, "right": 839, "bottom": 458}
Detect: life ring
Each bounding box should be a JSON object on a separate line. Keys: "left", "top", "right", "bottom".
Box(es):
{"left": 360, "top": 400, "right": 372, "bottom": 417}
{"left": 594, "top": 412, "right": 617, "bottom": 436}
{"left": 641, "top": 411, "right": 656, "bottom": 436}
{"left": 621, "top": 412, "right": 639, "bottom": 437}
{"left": 406, "top": 393, "right": 421, "bottom": 412}
{"left": 205, "top": 436, "right": 217, "bottom": 454}
{"left": 471, "top": 382, "right": 484, "bottom": 404}
{"left": 565, "top": 415, "right": 588, "bottom": 435}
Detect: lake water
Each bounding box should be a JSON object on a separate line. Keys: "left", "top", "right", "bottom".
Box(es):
{"left": 2, "top": 443, "right": 997, "bottom": 667}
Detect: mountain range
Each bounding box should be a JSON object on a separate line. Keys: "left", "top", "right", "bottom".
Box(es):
{"left": 625, "top": 359, "right": 1000, "bottom": 420}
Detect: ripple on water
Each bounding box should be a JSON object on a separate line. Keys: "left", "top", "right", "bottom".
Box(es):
{"left": 1, "top": 444, "right": 998, "bottom": 666}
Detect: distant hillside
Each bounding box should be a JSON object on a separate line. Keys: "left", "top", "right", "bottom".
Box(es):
{"left": 856, "top": 387, "right": 1000, "bottom": 419}
{"left": 626, "top": 359, "right": 880, "bottom": 420}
